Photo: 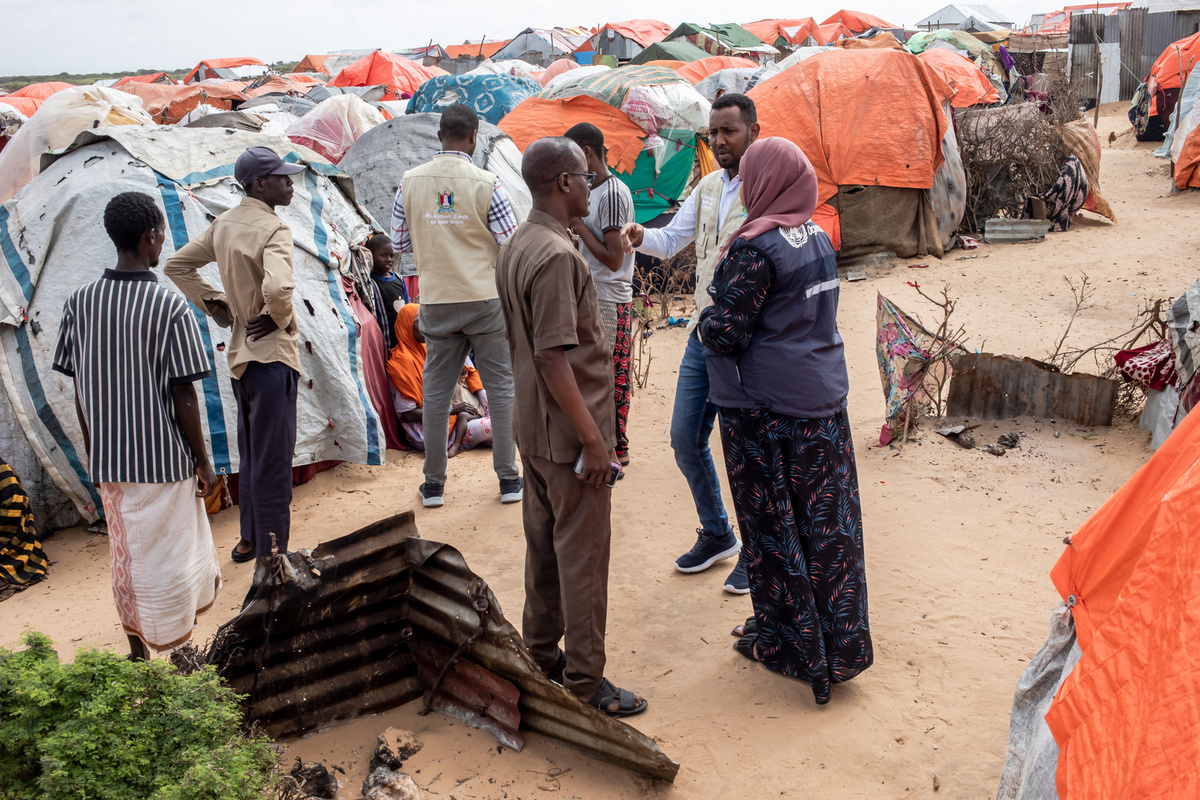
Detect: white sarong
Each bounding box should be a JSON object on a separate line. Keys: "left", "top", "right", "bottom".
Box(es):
{"left": 99, "top": 479, "right": 222, "bottom": 651}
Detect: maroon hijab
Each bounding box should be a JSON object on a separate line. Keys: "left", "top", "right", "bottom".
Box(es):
{"left": 721, "top": 136, "right": 819, "bottom": 256}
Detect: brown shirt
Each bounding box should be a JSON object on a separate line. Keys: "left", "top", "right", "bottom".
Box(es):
{"left": 163, "top": 196, "right": 299, "bottom": 379}
{"left": 496, "top": 210, "right": 616, "bottom": 463}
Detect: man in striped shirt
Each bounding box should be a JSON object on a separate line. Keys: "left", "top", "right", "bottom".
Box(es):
{"left": 52, "top": 191, "right": 222, "bottom": 660}
{"left": 391, "top": 103, "right": 522, "bottom": 508}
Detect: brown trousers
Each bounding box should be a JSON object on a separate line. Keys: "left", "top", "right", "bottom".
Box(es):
{"left": 520, "top": 454, "right": 611, "bottom": 699}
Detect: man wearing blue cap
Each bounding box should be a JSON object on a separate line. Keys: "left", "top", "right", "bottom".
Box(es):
{"left": 165, "top": 146, "right": 305, "bottom": 563}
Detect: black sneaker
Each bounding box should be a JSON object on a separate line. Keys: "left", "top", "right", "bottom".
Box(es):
{"left": 723, "top": 547, "right": 750, "bottom": 595}
{"left": 499, "top": 476, "right": 523, "bottom": 504}
{"left": 674, "top": 528, "right": 740, "bottom": 573}
{"left": 418, "top": 482, "right": 444, "bottom": 508}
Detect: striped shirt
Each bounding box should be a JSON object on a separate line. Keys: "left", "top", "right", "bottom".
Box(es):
{"left": 389, "top": 151, "right": 519, "bottom": 253}
{"left": 52, "top": 270, "right": 212, "bottom": 484}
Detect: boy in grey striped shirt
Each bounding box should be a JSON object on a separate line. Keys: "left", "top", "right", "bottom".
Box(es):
{"left": 52, "top": 191, "right": 222, "bottom": 661}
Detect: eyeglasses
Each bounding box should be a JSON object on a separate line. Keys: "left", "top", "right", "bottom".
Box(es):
{"left": 552, "top": 171, "right": 596, "bottom": 187}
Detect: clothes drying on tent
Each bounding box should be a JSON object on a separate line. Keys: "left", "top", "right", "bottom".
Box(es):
{"left": 0, "top": 127, "right": 386, "bottom": 523}
{"left": 285, "top": 94, "right": 385, "bottom": 163}
{"left": 406, "top": 73, "right": 541, "bottom": 125}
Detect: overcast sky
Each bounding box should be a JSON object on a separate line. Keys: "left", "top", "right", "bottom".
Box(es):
{"left": 1, "top": 0, "right": 1050, "bottom": 76}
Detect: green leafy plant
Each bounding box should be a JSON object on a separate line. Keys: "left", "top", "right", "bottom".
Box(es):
{"left": 0, "top": 632, "right": 276, "bottom": 800}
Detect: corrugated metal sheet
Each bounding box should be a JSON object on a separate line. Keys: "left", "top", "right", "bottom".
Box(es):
{"left": 1070, "top": 12, "right": 1106, "bottom": 44}
{"left": 984, "top": 218, "right": 1052, "bottom": 242}
{"left": 946, "top": 353, "right": 1118, "bottom": 425}
{"left": 207, "top": 514, "right": 680, "bottom": 782}
{"left": 1071, "top": 43, "right": 1100, "bottom": 100}
{"left": 1119, "top": 8, "right": 1145, "bottom": 100}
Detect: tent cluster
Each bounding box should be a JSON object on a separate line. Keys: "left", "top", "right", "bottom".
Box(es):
{"left": 0, "top": 9, "right": 1123, "bottom": 528}
{"left": 1125, "top": 30, "right": 1200, "bottom": 192}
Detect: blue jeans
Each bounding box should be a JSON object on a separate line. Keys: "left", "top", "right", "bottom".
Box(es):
{"left": 669, "top": 331, "right": 733, "bottom": 539}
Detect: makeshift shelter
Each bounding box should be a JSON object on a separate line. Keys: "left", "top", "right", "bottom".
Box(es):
{"left": 307, "top": 84, "right": 388, "bottom": 105}
{"left": 585, "top": 20, "right": 674, "bottom": 61}
{"left": 694, "top": 65, "right": 781, "bottom": 101}
{"left": 1173, "top": 116, "right": 1200, "bottom": 189}
{"left": 834, "top": 31, "right": 907, "bottom": 50}
{"left": 775, "top": 46, "right": 836, "bottom": 69}
{"left": 539, "top": 59, "right": 580, "bottom": 86}
{"left": 329, "top": 51, "right": 434, "bottom": 101}
{"left": 628, "top": 41, "right": 711, "bottom": 65}
{"left": 7, "top": 82, "right": 73, "bottom": 101}
{"left": 285, "top": 94, "right": 385, "bottom": 163}
{"left": 818, "top": 22, "right": 854, "bottom": 43}
{"left": 295, "top": 54, "right": 332, "bottom": 74}
{"left": 340, "top": 112, "right": 531, "bottom": 238}
{"left": 660, "top": 22, "right": 779, "bottom": 63}
{"left": 677, "top": 56, "right": 761, "bottom": 84}
{"left": 918, "top": 48, "right": 999, "bottom": 107}
{"left": 915, "top": 4, "right": 1014, "bottom": 31}
{"left": 491, "top": 27, "right": 592, "bottom": 67}
{"left": 1139, "top": 30, "right": 1200, "bottom": 134}
{"left": 500, "top": 94, "right": 692, "bottom": 222}
{"left": 0, "top": 127, "right": 385, "bottom": 524}
{"left": 741, "top": 18, "right": 826, "bottom": 47}
{"left": 821, "top": 10, "right": 898, "bottom": 33}
{"left": 466, "top": 59, "right": 543, "bottom": 79}
{"left": 406, "top": 73, "right": 541, "bottom": 124}
{"left": 117, "top": 81, "right": 246, "bottom": 125}
{"left": 444, "top": 40, "right": 511, "bottom": 60}
{"left": 0, "top": 97, "right": 41, "bottom": 119}
{"left": 112, "top": 73, "right": 177, "bottom": 87}
{"left": 748, "top": 49, "right": 963, "bottom": 257}
{"left": 643, "top": 60, "right": 687, "bottom": 70}
{"left": 0, "top": 86, "right": 154, "bottom": 205}
{"left": 544, "top": 64, "right": 611, "bottom": 91}
{"left": 996, "top": 403, "right": 1200, "bottom": 799}
{"left": 183, "top": 57, "right": 267, "bottom": 84}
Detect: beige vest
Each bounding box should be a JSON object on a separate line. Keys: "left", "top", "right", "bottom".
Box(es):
{"left": 403, "top": 154, "right": 499, "bottom": 304}
{"left": 688, "top": 171, "right": 747, "bottom": 332}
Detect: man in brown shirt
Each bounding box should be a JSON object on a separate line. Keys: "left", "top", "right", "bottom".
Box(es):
{"left": 496, "top": 137, "right": 646, "bottom": 717}
{"left": 164, "top": 146, "right": 304, "bottom": 562}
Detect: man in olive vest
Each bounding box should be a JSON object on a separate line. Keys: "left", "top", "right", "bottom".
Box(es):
{"left": 621, "top": 93, "right": 759, "bottom": 594}
{"left": 391, "top": 103, "right": 521, "bottom": 507}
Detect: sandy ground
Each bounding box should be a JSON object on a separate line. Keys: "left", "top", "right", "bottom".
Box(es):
{"left": 4, "top": 103, "right": 1200, "bottom": 799}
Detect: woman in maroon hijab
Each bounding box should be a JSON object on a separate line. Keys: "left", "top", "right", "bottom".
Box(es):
{"left": 698, "top": 137, "right": 872, "bottom": 705}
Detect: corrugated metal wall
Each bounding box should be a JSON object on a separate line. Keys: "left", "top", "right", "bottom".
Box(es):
{"left": 1069, "top": 9, "right": 1200, "bottom": 102}
{"left": 1120, "top": 8, "right": 1146, "bottom": 100}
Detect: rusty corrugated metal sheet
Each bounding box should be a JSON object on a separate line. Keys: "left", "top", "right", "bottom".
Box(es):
{"left": 1119, "top": 8, "right": 1145, "bottom": 100}
{"left": 984, "top": 218, "right": 1052, "bottom": 243}
{"left": 207, "top": 514, "right": 680, "bottom": 782}
{"left": 946, "top": 353, "right": 1118, "bottom": 425}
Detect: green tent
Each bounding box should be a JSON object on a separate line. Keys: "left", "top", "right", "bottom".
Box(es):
{"left": 615, "top": 131, "right": 698, "bottom": 223}
{"left": 628, "top": 41, "right": 710, "bottom": 65}
{"left": 662, "top": 22, "right": 771, "bottom": 51}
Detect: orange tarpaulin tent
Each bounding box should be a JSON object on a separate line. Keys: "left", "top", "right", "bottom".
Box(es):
{"left": 818, "top": 22, "right": 853, "bottom": 43}
{"left": 112, "top": 73, "right": 177, "bottom": 87}
{"left": 677, "top": 56, "right": 761, "bottom": 84}
{"left": 539, "top": 59, "right": 580, "bottom": 87}
{"left": 821, "top": 9, "right": 897, "bottom": 32}
{"left": 295, "top": 54, "right": 330, "bottom": 74}
{"left": 748, "top": 49, "right": 952, "bottom": 249}
{"left": 599, "top": 19, "right": 674, "bottom": 47}
{"left": 499, "top": 95, "right": 645, "bottom": 173}
{"left": 834, "top": 31, "right": 906, "bottom": 50}
{"left": 8, "top": 82, "right": 73, "bottom": 100}
{"left": 444, "top": 40, "right": 511, "bottom": 59}
{"left": 742, "top": 18, "right": 824, "bottom": 46}
{"left": 116, "top": 82, "right": 247, "bottom": 124}
{"left": 1147, "top": 30, "right": 1200, "bottom": 92}
{"left": 183, "top": 57, "right": 265, "bottom": 84}
{"left": 918, "top": 48, "right": 999, "bottom": 107}
{"left": 329, "top": 51, "right": 434, "bottom": 100}
{"left": 0, "top": 97, "right": 42, "bottom": 117}
{"left": 1043, "top": 403, "right": 1200, "bottom": 798}
{"left": 1175, "top": 126, "right": 1200, "bottom": 189}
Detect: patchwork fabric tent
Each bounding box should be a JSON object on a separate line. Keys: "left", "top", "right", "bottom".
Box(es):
{"left": 629, "top": 41, "right": 710, "bottom": 65}
{"left": 0, "top": 127, "right": 385, "bottom": 524}
{"left": 918, "top": 48, "right": 999, "bottom": 107}
{"left": 0, "top": 86, "right": 154, "bottom": 205}
{"left": 749, "top": 49, "right": 964, "bottom": 257}
{"left": 661, "top": 22, "right": 779, "bottom": 63}
{"left": 329, "top": 51, "right": 435, "bottom": 100}
{"left": 586, "top": 20, "right": 674, "bottom": 61}
{"left": 677, "top": 56, "right": 761, "bottom": 84}
{"left": 183, "top": 57, "right": 267, "bottom": 84}
{"left": 996, "top": 402, "right": 1200, "bottom": 798}
{"left": 406, "top": 73, "right": 541, "bottom": 124}
{"left": 340, "top": 112, "right": 531, "bottom": 237}
{"left": 821, "top": 9, "right": 898, "bottom": 33}
{"left": 117, "top": 81, "right": 247, "bottom": 124}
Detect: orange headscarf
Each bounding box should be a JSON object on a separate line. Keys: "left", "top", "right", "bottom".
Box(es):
{"left": 386, "top": 303, "right": 425, "bottom": 404}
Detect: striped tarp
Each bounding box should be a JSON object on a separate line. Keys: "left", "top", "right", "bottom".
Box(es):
{"left": 538, "top": 65, "right": 683, "bottom": 107}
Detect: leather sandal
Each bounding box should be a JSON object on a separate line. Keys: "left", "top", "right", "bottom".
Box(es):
{"left": 587, "top": 678, "right": 648, "bottom": 717}
{"left": 731, "top": 616, "right": 758, "bottom": 638}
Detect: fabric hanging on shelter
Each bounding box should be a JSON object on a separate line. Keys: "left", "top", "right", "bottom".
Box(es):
{"left": 875, "top": 293, "right": 946, "bottom": 445}
{"left": 1059, "top": 118, "right": 1116, "bottom": 222}
{"left": 1044, "top": 401, "right": 1200, "bottom": 797}
{"left": 0, "top": 460, "right": 48, "bottom": 587}
{"left": 1114, "top": 340, "right": 1177, "bottom": 392}
{"left": 1024, "top": 155, "right": 1088, "bottom": 232}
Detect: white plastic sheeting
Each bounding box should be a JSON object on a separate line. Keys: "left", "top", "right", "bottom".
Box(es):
{"left": 0, "top": 127, "right": 385, "bottom": 523}
{"left": 543, "top": 64, "right": 611, "bottom": 92}
{"left": 286, "top": 95, "right": 386, "bottom": 164}
{"left": 0, "top": 85, "right": 154, "bottom": 204}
